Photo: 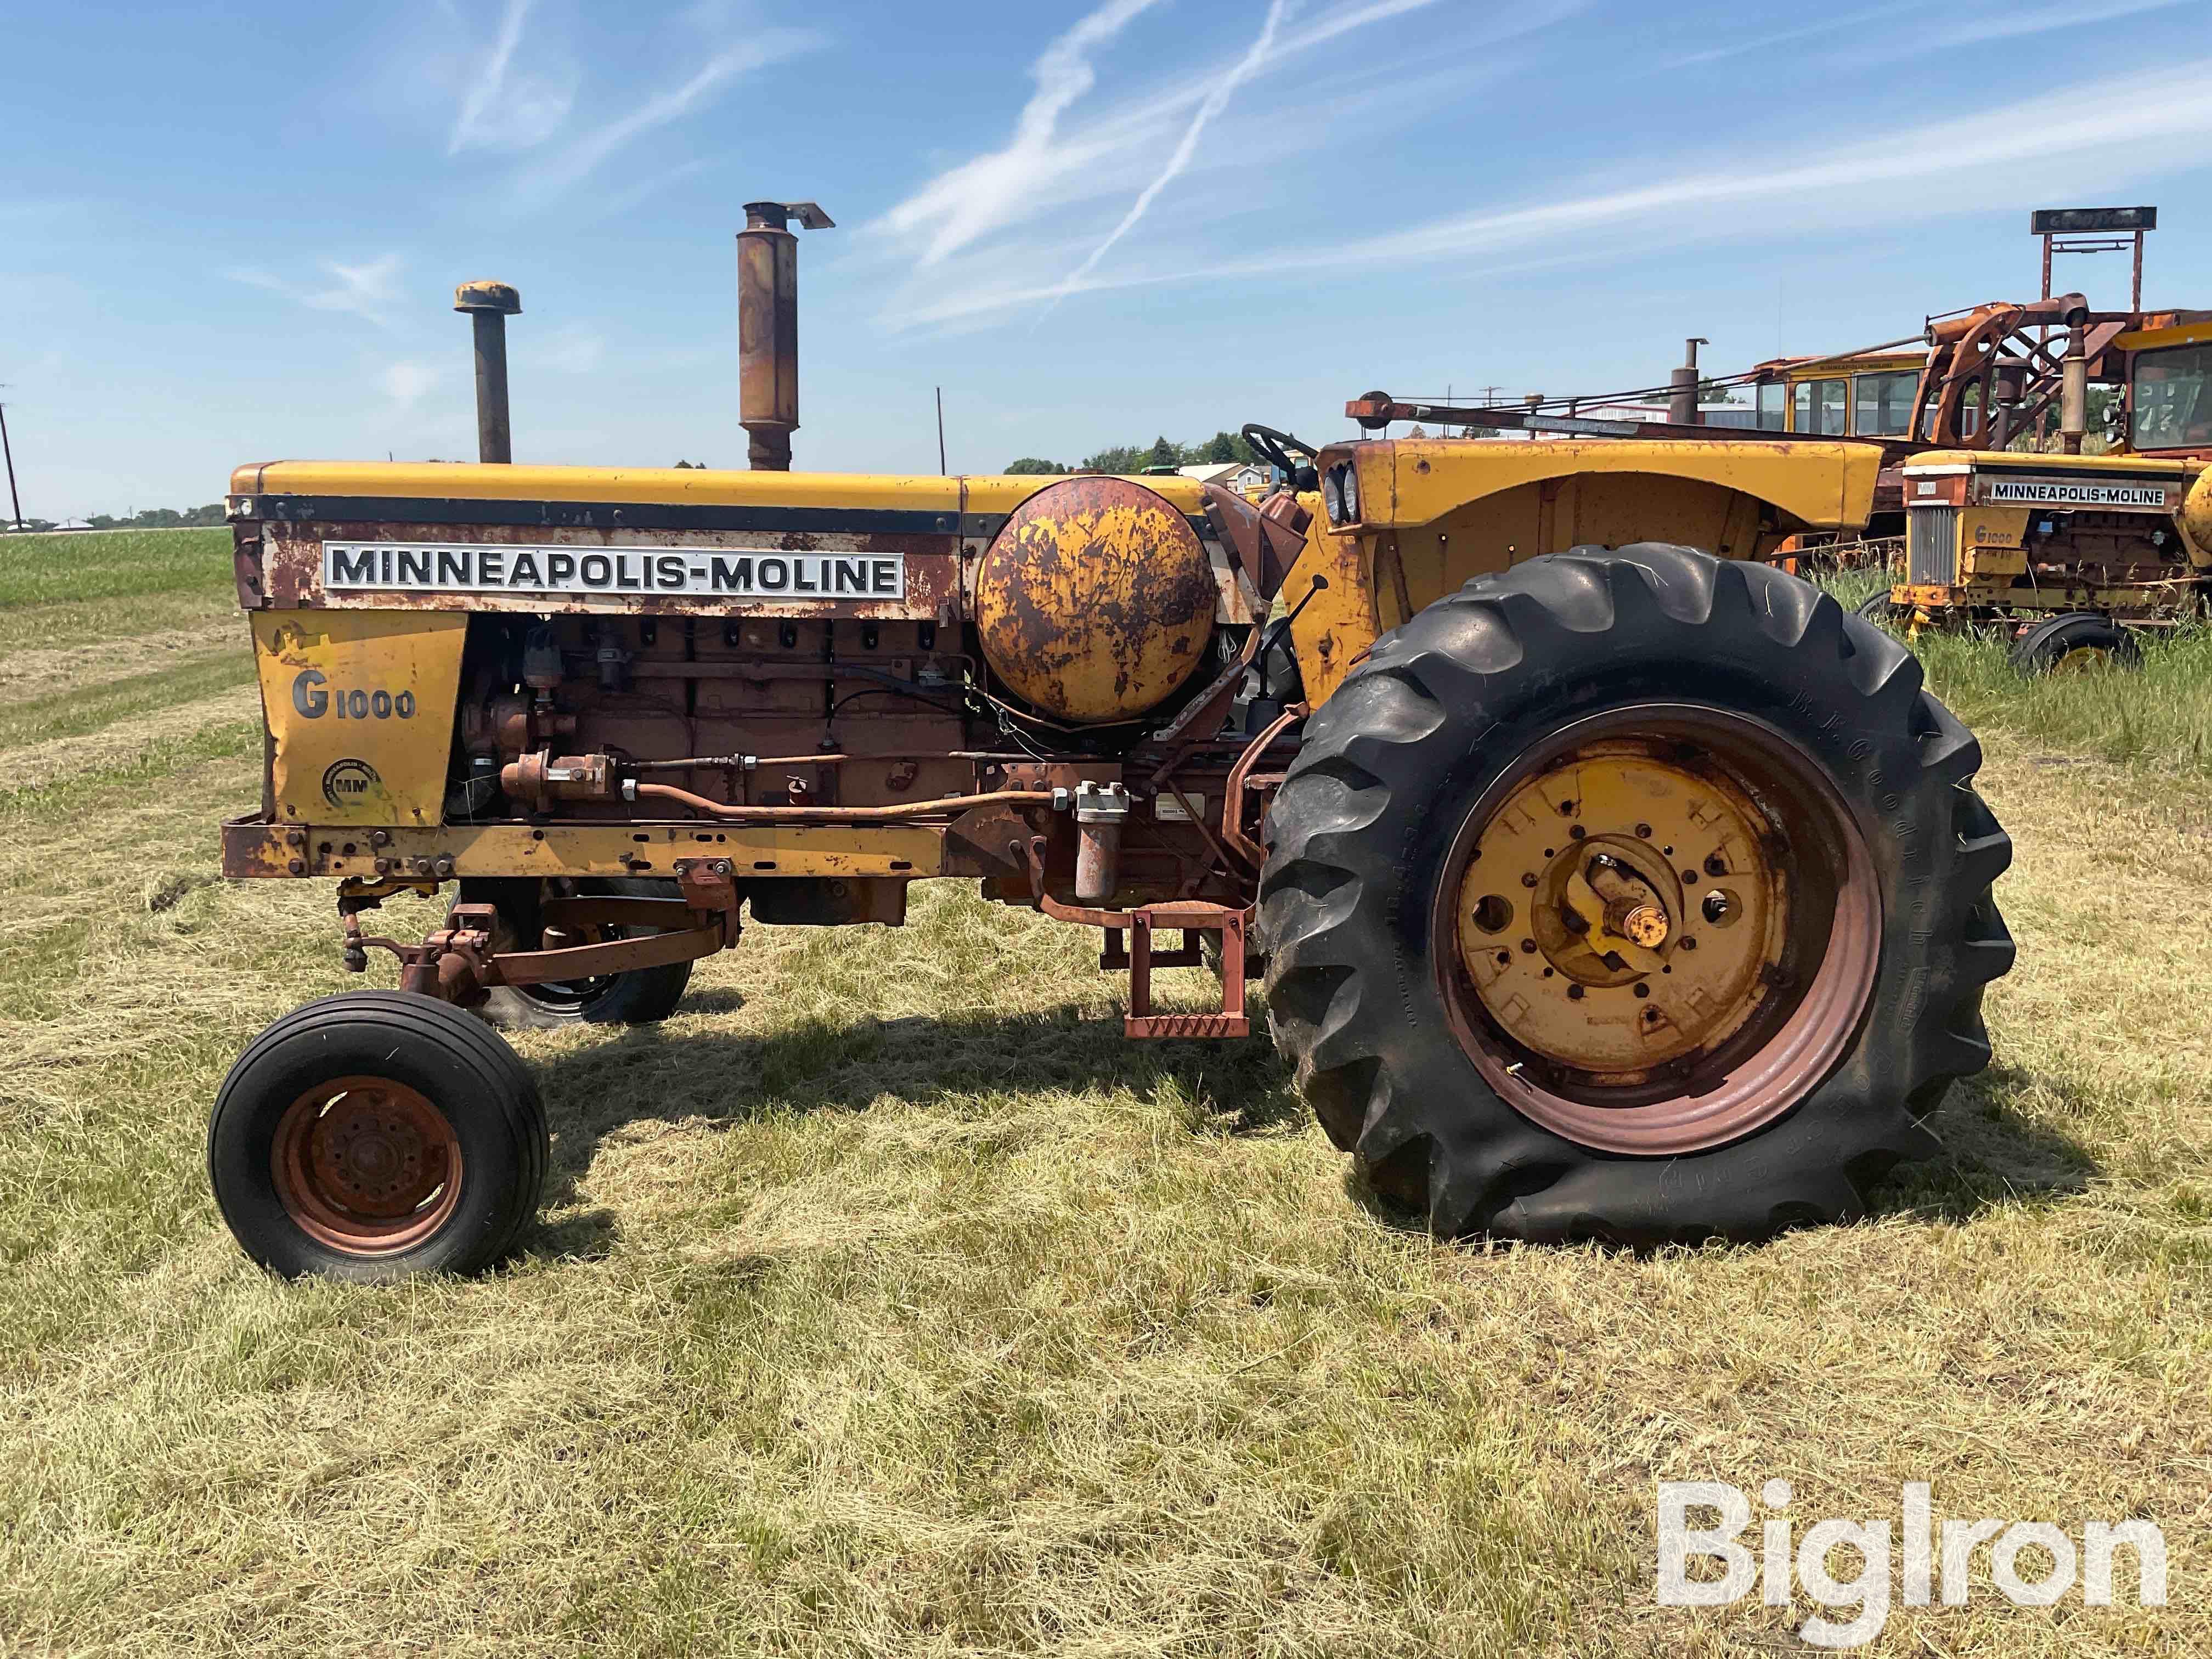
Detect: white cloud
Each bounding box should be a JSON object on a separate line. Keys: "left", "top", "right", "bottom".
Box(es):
{"left": 879, "top": 0, "right": 1169, "bottom": 269}
{"left": 540, "top": 323, "right": 605, "bottom": 375}
{"left": 448, "top": 0, "right": 577, "bottom": 154}
{"left": 1047, "top": 0, "right": 1289, "bottom": 304}
{"left": 510, "top": 28, "right": 823, "bottom": 206}
{"left": 380, "top": 359, "right": 444, "bottom": 407}
{"left": 1669, "top": 0, "right": 2187, "bottom": 71}
{"left": 871, "top": 0, "right": 1575, "bottom": 329}
{"left": 885, "top": 56, "right": 2212, "bottom": 331}
{"left": 229, "top": 254, "right": 406, "bottom": 329}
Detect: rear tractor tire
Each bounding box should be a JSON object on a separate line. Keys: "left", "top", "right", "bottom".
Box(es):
{"left": 1260, "top": 543, "right": 2014, "bottom": 1246}
{"left": 460, "top": 876, "right": 693, "bottom": 1030}
{"left": 208, "top": 991, "right": 549, "bottom": 1280}
{"left": 2008, "top": 611, "right": 2142, "bottom": 678}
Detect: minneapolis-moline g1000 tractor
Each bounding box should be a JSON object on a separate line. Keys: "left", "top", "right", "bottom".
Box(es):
{"left": 207, "top": 208, "right": 2014, "bottom": 1279}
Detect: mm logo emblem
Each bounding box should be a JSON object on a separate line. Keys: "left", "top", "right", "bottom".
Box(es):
{"left": 321, "top": 758, "right": 382, "bottom": 809}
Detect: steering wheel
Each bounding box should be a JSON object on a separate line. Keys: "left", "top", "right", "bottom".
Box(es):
{"left": 1241, "top": 422, "right": 1317, "bottom": 477}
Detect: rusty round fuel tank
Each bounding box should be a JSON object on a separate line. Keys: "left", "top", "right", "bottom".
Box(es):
{"left": 2183, "top": 467, "right": 2212, "bottom": 562}
{"left": 974, "top": 476, "right": 1216, "bottom": 723}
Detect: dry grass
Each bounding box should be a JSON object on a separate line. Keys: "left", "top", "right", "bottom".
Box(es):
{"left": 0, "top": 614, "right": 246, "bottom": 707}
{"left": 3, "top": 557, "right": 2210, "bottom": 1655}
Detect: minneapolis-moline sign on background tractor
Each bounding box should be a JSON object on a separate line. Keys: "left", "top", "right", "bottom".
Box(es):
{"left": 207, "top": 204, "right": 2017, "bottom": 1279}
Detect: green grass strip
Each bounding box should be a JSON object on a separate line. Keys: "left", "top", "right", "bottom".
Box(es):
{"left": 0, "top": 528, "right": 234, "bottom": 610}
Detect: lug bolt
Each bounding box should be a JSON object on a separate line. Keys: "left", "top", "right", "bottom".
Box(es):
{"left": 1520, "top": 939, "right": 1537, "bottom": 954}
{"left": 374, "top": 858, "right": 392, "bottom": 875}
{"left": 1635, "top": 822, "right": 1651, "bottom": 838}
{"left": 1681, "top": 936, "right": 1698, "bottom": 951}
{"left": 370, "top": 830, "right": 391, "bottom": 848}
{"left": 1705, "top": 854, "right": 1728, "bottom": 876}
{"left": 1568, "top": 825, "right": 1586, "bottom": 840}
{"left": 287, "top": 859, "right": 305, "bottom": 875}
{"left": 1521, "top": 872, "right": 1539, "bottom": 888}
{"left": 1633, "top": 983, "right": 1649, "bottom": 998}
{"left": 1567, "top": 984, "right": 1585, "bottom": 1000}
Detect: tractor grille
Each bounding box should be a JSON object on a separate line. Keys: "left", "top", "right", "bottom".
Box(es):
{"left": 1907, "top": 506, "right": 1957, "bottom": 586}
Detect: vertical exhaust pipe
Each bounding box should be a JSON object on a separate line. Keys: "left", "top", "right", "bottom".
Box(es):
{"left": 2059, "top": 320, "right": 2090, "bottom": 455}
{"left": 454, "top": 281, "right": 521, "bottom": 464}
{"left": 737, "top": 200, "right": 834, "bottom": 471}
{"left": 1669, "top": 336, "right": 1708, "bottom": 426}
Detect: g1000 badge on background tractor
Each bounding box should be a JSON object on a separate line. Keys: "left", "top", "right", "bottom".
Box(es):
{"left": 205, "top": 207, "right": 2013, "bottom": 1279}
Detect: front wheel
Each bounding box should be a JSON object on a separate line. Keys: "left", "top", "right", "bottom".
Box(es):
{"left": 1260, "top": 544, "right": 2015, "bottom": 1246}
{"left": 208, "top": 991, "right": 548, "bottom": 1279}
{"left": 1853, "top": 588, "right": 1901, "bottom": 627}
{"left": 2008, "top": 611, "right": 2142, "bottom": 677}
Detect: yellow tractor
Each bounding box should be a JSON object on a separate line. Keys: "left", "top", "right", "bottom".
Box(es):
{"left": 1872, "top": 301, "right": 2212, "bottom": 670}
{"left": 206, "top": 206, "right": 2013, "bottom": 1278}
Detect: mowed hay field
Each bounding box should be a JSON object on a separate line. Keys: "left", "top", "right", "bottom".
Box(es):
{"left": 3, "top": 528, "right": 2210, "bottom": 1657}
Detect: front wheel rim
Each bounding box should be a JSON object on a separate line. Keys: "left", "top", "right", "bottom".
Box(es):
{"left": 270, "top": 1076, "right": 464, "bottom": 1254}
{"left": 1436, "top": 703, "right": 1881, "bottom": 1156}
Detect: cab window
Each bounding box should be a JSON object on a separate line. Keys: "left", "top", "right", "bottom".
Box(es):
{"left": 1792, "top": 377, "right": 1848, "bottom": 436}
{"left": 2132, "top": 344, "right": 2212, "bottom": 451}
{"left": 1853, "top": 370, "right": 1918, "bottom": 437}
{"left": 1756, "top": 382, "right": 1786, "bottom": 431}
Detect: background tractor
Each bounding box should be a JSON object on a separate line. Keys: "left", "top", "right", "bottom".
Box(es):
{"left": 205, "top": 204, "right": 2013, "bottom": 1279}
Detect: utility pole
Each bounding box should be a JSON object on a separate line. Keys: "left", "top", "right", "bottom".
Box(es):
{"left": 935, "top": 386, "right": 947, "bottom": 475}
{"left": 0, "top": 391, "right": 23, "bottom": 531}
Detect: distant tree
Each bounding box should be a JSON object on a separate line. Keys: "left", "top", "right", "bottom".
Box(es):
{"left": 1197, "top": 430, "right": 1264, "bottom": 465}
{"left": 1404, "top": 424, "right": 1429, "bottom": 439}
{"left": 672, "top": 459, "right": 706, "bottom": 469}
{"left": 1697, "top": 380, "right": 1741, "bottom": 404}
{"left": 1080, "top": 444, "right": 1148, "bottom": 473}
{"left": 1004, "top": 456, "right": 1068, "bottom": 474}
{"left": 1146, "top": 435, "right": 1178, "bottom": 468}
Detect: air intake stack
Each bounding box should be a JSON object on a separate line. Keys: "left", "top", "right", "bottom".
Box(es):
{"left": 737, "top": 200, "right": 835, "bottom": 470}
{"left": 454, "top": 281, "right": 521, "bottom": 464}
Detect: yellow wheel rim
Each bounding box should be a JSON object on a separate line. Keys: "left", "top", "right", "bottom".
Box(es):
{"left": 2047, "top": 644, "right": 2111, "bottom": 675}
{"left": 1434, "top": 704, "right": 1882, "bottom": 1156}
{"left": 1455, "top": 744, "right": 1786, "bottom": 1083}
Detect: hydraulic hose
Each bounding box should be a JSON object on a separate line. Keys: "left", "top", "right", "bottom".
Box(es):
{"left": 629, "top": 782, "right": 1053, "bottom": 822}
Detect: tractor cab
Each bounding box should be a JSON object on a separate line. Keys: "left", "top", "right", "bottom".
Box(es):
{"left": 2126, "top": 324, "right": 2212, "bottom": 456}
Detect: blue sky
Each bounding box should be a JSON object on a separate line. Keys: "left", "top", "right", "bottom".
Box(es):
{"left": 4, "top": 0, "right": 2211, "bottom": 517}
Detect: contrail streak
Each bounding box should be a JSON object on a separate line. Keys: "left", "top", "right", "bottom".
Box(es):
{"left": 1039, "top": 0, "right": 1289, "bottom": 320}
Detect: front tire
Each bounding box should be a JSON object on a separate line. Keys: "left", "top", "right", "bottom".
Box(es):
{"left": 1260, "top": 544, "right": 2014, "bottom": 1246}
{"left": 2008, "top": 611, "right": 2141, "bottom": 677}
{"left": 1854, "top": 589, "right": 1901, "bottom": 627}
{"left": 208, "top": 991, "right": 548, "bottom": 1280}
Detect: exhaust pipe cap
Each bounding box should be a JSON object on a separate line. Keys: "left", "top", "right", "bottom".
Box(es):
{"left": 454, "top": 280, "right": 521, "bottom": 316}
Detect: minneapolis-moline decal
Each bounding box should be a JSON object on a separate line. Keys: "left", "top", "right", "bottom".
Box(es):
{"left": 321, "top": 540, "right": 905, "bottom": 600}
{"left": 1977, "top": 478, "right": 2174, "bottom": 509}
